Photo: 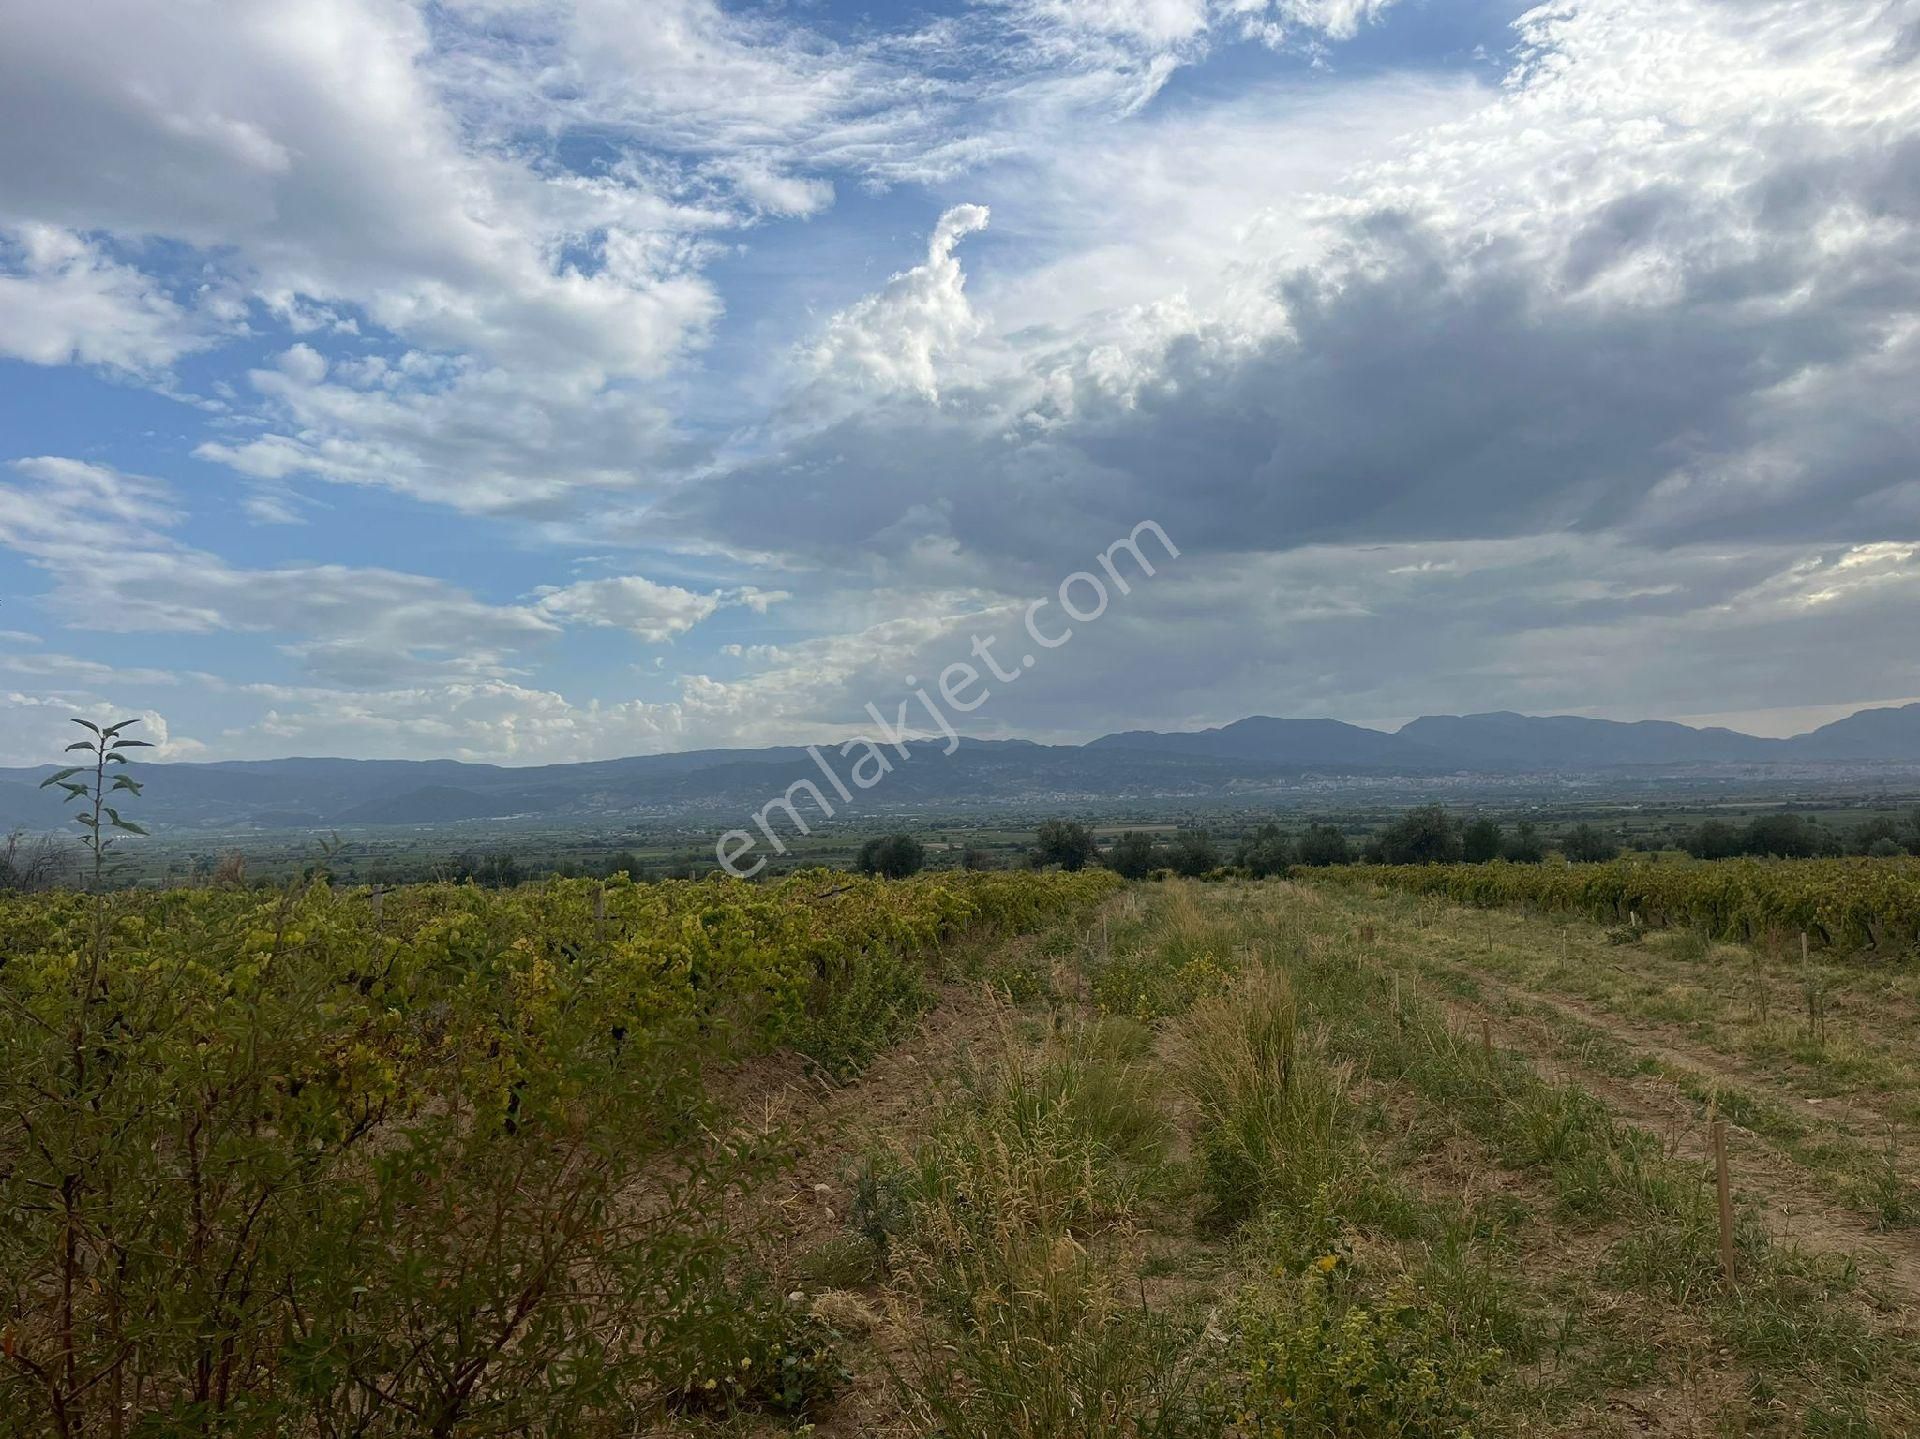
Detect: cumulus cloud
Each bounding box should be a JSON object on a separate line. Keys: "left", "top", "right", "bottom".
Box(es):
{"left": 221, "top": 680, "right": 693, "bottom": 763}
{"left": 808, "top": 205, "right": 992, "bottom": 402}
{"left": 0, "top": 0, "right": 721, "bottom": 377}
{"left": 684, "top": 0, "right": 1920, "bottom": 579}
{"left": 0, "top": 692, "right": 199, "bottom": 767}
{"left": 4, "top": 0, "right": 1920, "bottom": 763}
{"left": 532, "top": 575, "right": 787, "bottom": 642}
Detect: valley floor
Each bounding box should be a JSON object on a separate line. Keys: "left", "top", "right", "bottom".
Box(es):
{"left": 681, "top": 878, "right": 1920, "bottom": 1437}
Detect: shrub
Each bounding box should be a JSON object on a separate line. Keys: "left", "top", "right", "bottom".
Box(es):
{"left": 1104, "top": 830, "right": 1160, "bottom": 879}
{"left": 856, "top": 831, "right": 927, "bottom": 878}
{"left": 656, "top": 1282, "right": 851, "bottom": 1420}
{"left": 1166, "top": 827, "right": 1221, "bottom": 878}
{"left": 1501, "top": 820, "right": 1544, "bottom": 864}
{"left": 1296, "top": 823, "right": 1352, "bottom": 868}
{"left": 1559, "top": 823, "right": 1619, "bottom": 864}
{"left": 1302, "top": 856, "right": 1920, "bottom": 957}
{"left": 1371, "top": 806, "right": 1462, "bottom": 866}
{"left": 1460, "top": 818, "right": 1504, "bottom": 864}
{"left": 0, "top": 830, "right": 73, "bottom": 893}
{"left": 1035, "top": 819, "right": 1098, "bottom": 871}
{"left": 0, "top": 868, "right": 1121, "bottom": 1432}
{"left": 1234, "top": 823, "right": 1294, "bottom": 878}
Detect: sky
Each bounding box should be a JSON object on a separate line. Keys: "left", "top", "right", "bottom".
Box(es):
{"left": 2, "top": 0, "right": 1919, "bottom": 766}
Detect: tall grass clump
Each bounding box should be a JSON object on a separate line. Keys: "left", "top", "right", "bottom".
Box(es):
{"left": 886, "top": 1022, "right": 1215, "bottom": 1435}
{"left": 892, "top": 1020, "right": 1169, "bottom": 1316}
{"left": 1171, "top": 967, "right": 1356, "bottom": 1228}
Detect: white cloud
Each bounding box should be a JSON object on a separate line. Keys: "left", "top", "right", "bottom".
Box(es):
{"left": 0, "top": 651, "right": 179, "bottom": 688}
{"left": 222, "top": 679, "right": 693, "bottom": 763}
{"left": 0, "top": 226, "right": 211, "bottom": 373}
{"left": 0, "top": 692, "right": 199, "bottom": 767}
{"left": 0, "top": 458, "right": 556, "bottom": 683}
{"left": 532, "top": 575, "right": 787, "bottom": 642}
{"left": 192, "top": 346, "right": 679, "bottom": 512}
{"left": 808, "top": 205, "right": 992, "bottom": 402}
{"left": 6, "top": 0, "right": 1920, "bottom": 764}
{"left": 0, "top": 0, "right": 722, "bottom": 380}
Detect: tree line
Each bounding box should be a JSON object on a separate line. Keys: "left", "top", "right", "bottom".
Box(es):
{"left": 1680, "top": 810, "right": 1920, "bottom": 860}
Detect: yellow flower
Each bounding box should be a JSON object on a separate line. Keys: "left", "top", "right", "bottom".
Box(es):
{"left": 1314, "top": 1254, "right": 1339, "bottom": 1273}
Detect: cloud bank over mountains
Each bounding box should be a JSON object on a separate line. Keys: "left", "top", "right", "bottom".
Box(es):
{"left": 1, "top": 0, "right": 1917, "bottom": 764}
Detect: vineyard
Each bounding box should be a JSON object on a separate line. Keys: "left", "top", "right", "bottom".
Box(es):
{"left": 0, "top": 868, "right": 1117, "bottom": 1436}
{"left": 9, "top": 859, "right": 1920, "bottom": 1436}
{"left": 1307, "top": 855, "right": 1920, "bottom": 956}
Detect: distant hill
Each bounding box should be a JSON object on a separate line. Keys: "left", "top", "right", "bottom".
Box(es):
{"left": 1781, "top": 704, "right": 1920, "bottom": 761}
{"left": 1088, "top": 716, "right": 1443, "bottom": 768}
{"left": 4, "top": 703, "right": 1920, "bottom": 833}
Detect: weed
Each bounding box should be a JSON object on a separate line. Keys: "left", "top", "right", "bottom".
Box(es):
{"left": 657, "top": 1280, "right": 853, "bottom": 1420}
{"left": 1230, "top": 1264, "right": 1501, "bottom": 1438}
{"left": 1170, "top": 967, "right": 1357, "bottom": 1228}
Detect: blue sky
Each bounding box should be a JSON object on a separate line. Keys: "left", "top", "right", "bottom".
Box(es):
{"left": 3, "top": 0, "right": 1919, "bottom": 764}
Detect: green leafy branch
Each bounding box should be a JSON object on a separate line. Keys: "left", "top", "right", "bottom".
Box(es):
{"left": 40, "top": 717, "right": 150, "bottom": 889}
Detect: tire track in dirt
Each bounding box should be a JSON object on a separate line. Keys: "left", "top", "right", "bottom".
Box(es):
{"left": 1332, "top": 889, "right": 1920, "bottom": 1220}
{"left": 1397, "top": 894, "right": 1920, "bottom": 1133}
{"left": 1481, "top": 970, "right": 1911, "bottom": 1159}
{"left": 1412, "top": 973, "right": 1920, "bottom": 1311}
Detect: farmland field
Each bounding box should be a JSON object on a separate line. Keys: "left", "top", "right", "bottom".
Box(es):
{"left": 7, "top": 867, "right": 1920, "bottom": 1435}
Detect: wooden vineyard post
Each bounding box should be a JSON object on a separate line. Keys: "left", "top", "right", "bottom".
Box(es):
{"left": 1481, "top": 1016, "right": 1493, "bottom": 1062}
{"left": 1799, "top": 932, "right": 1820, "bottom": 1045}
{"left": 1713, "top": 1116, "right": 1736, "bottom": 1284}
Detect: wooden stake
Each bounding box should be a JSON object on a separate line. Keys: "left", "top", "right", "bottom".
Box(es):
{"left": 1480, "top": 1016, "right": 1493, "bottom": 1061}
{"left": 1713, "top": 1117, "right": 1736, "bottom": 1284}
{"left": 1801, "top": 931, "right": 1810, "bottom": 966}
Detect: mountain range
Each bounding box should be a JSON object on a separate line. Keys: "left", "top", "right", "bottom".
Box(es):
{"left": 4, "top": 704, "right": 1919, "bottom": 834}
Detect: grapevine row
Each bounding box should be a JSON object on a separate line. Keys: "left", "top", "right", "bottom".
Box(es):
{"left": 1303, "top": 856, "right": 1920, "bottom": 956}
